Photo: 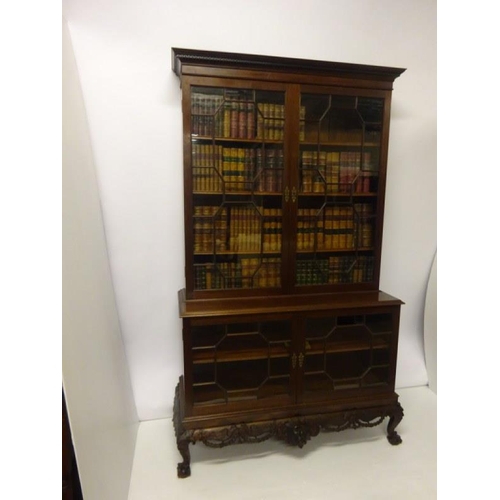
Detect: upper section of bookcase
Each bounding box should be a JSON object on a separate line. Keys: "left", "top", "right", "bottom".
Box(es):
{"left": 171, "top": 47, "right": 406, "bottom": 88}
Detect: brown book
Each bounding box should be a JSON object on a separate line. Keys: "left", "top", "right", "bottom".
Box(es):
{"left": 223, "top": 101, "right": 231, "bottom": 138}
{"left": 308, "top": 209, "right": 315, "bottom": 250}
{"left": 238, "top": 102, "right": 247, "bottom": 139}
{"left": 299, "top": 105, "right": 306, "bottom": 141}
{"left": 230, "top": 100, "right": 239, "bottom": 138}
{"left": 191, "top": 93, "right": 200, "bottom": 135}
{"left": 247, "top": 102, "right": 255, "bottom": 139}
{"left": 256, "top": 103, "right": 264, "bottom": 139}
{"left": 278, "top": 104, "right": 285, "bottom": 140}
{"left": 263, "top": 103, "right": 270, "bottom": 139}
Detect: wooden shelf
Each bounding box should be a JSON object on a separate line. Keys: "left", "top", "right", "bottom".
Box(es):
{"left": 193, "top": 191, "right": 283, "bottom": 196}
{"left": 297, "top": 247, "right": 373, "bottom": 254}
{"left": 300, "top": 141, "right": 380, "bottom": 147}
{"left": 366, "top": 321, "right": 393, "bottom": 335}
{"left": 192, "top": 135, "right": 283, "bottom": 145}
{"left": 306, "top": 337, "right": 389, "bottom": 355}
{"left": 194, "top": 250, "right": 281, "bottom": 256}
{"left": 192, "top": 344, "right": 290, "bottom": 364}
{"left": 302, "top": 370, "right": 389, "bottom": 393}
{"left": 192, "top": 336, "right": 389, "bottom": 365}
{"left": 192, "top": 379, "right": 291, "bottom": 406}
{"left": 298, "top": 192, "right": 377, "bottom": 197}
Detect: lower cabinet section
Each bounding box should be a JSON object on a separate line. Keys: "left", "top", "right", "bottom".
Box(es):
{"left": 175, "top": 290, "right": 404, "bottom": 477}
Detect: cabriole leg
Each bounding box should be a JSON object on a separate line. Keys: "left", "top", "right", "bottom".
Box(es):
{"left": 387, "top": 402, "right": 404, "bottom": 445}
{"left": 176, "top": 438, "right": 191, "bottom": 478}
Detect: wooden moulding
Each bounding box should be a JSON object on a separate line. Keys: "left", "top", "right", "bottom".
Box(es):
{"left": 178, "top": 288, "right": 404, "bottom": 318}
{"left": 171, "top": 47, "right": 406, "bottom": 89}
{"left": 173, "top": 378, "right": 403, "bottom": 478}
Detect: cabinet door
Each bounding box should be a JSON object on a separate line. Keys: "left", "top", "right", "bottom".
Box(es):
{"left": 291, "top": 89, "right": 387, "bottom": 291}
{"left": 185, "top": 80, "right": 290, "bottom": 297}
{"left": 298, "top": 311, "right": 394, "bottom": 402}
{"left": 187, "top": 317, "right": 295, "bottom": 413}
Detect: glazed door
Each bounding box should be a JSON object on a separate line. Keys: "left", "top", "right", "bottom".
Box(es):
{"left": 184, "top": 78, "right": 292, "bottom": 298}
{"left": 290, "top": 87, "right": 388, "bottom": 292}
{"left": 297, "top": 310, "right": 394, "bottom": 403}
{"left": 187, "top": 316, "right": 296, "bottom": 414}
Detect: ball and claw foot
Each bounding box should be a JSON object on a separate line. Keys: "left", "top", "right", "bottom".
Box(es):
{"left": 387, "top": 431, "right": 402, "bottom": 445}
{"left": 177, "top": 462, "right": 191, "bottom": 478}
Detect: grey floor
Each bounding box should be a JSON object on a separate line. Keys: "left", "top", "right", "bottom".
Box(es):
{"left": 128, "top": 386, "right": 436, "bottom": 500}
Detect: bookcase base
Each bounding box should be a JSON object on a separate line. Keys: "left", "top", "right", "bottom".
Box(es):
{"left": 173, "top": 379, "right": 403, "bottom": 478}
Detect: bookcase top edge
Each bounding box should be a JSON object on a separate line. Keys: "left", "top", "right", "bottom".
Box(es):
{"left": 177, "top": 288, "right": 404, "bottom": 318}
{"left": 171, "top": 47, "right": 406, "bottom": 82}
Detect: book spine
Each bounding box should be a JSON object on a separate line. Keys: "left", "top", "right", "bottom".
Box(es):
{"left": 247, "top": 102, "right": 255, "bottom": 139}
{"left": 301, "top": 151, "right": 312, "bottom": 193}
{"left": 192, "top": 93, "right": 199, "bottom": 135}
{"left": 237, "top": 148, "right": 245, "bottom": 192}
{"left": 297, "top": 210, "right": 304, "bottom": 251}
{"left": 230, "top": 99, "right": 238, "bottom": 138}
{"left": 340, "top": 152, "right": 348, "bottom": 193}
{"left": 279, "top": 104, "right": 285, "bottom": 141}
{"left": 263, "top": 103, "right": 270, "bottom": 140}
{"left": 238, "top": 101, "right": 247, "bottom": 139}
{"left": 257, "top": 103, "right": 264, "bottom": 139}
{"left": 308, "top": 209, "right": 315, "bottom": 251}
{"left": 276, "top": 209, "right": 282, "bottom": 252}
{"left": 223, "top": 101, "right": 231, "bottom": 138}
{"left": 299, "top": 105, "right": 305, "bottom": 141}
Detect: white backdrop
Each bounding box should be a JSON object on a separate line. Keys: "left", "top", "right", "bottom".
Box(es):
{"left": 63, "top": 17, "right": 138, "bottom": 499}
{"left": 63, "top": 0, "right": 436, "bottom": 421}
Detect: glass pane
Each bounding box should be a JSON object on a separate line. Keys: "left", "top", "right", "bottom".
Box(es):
{"left": 191, "top": 320, "right": 292, "bottom": 406}
{"left": 295, "top": 94, "right": 383, "bottom": 288}
{"left": 302, "top": 313, "right": 392, "bottom": 399}
{"left": 191, "top": 86, "right": 285, "bottom": 292}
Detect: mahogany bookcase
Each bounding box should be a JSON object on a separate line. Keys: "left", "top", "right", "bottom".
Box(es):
{"left": 172, "top": 47, "right": 405, "bottom": 477}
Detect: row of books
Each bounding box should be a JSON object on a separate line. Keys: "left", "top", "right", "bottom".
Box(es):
{"left": 192, "top": 144, "right": 284, "bottom": 193}
{"left": 193, "top": 203, "right": 373, "bottom": 254}
{"left": 191, "top": 93, "right": 225, "bottom": 137}
{"left": 192, "top": 144, "right": 378, "bottom": 195}
{"left": 191, "top": 91, "right": 293, "bottom": 141}
{"left": 193, "top": 255, "right": 374, "bottom": 289}
{"left": 191, "top": 91, "right": 381, "bottom": 145}
{"left": 296, "top": 206, "right": 374, "bottom": 251}
{"left": 301, "top": 128, "right": 381, "bottom": 144}
{"left": 194, "top": 258, "right": 281, "bottom": 290}
{"left": 300, "top": 151, "right": 377, "bottom": 194}
{"left": 296, "top": 256, "right": 375, "bottom": 285}
{"left": 193, "top": 206, "right": 282, "bottom": 254}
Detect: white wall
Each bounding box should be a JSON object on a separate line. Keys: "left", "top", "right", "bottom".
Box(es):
{"left": 62, "top": 18, "right": 139, "bottom": 500}
{"left": 63, "top": 0, "right": 436, "bottom": 420}
{"left": 424, "top": 252, "right": 437, "bottom": 393}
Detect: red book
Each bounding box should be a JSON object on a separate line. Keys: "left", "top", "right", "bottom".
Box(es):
{"left": 238, "top": 102, "right": 247, "bottom": 139}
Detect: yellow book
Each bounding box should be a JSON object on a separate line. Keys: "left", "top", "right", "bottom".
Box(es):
{"left": 237, "top": 148, "right": 245, "bottom": 191}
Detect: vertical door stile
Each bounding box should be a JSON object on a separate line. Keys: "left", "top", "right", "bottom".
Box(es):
{"left": 282, "top": 85, "right": 301, "bottom": 293}
{"left": 183, "top": 79, "right": 195, "bottom": 297}
{"left": 293, "top": 314, "right": 305, "bottom": 403}
{"left": 388, "top": 306, "right": 401, "bottom": 390}
{"left": 373, "top": 91, "right": 393, "bottom": 288}
{"left": 182, "top": 320, "right": 194, "bottom": 413}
